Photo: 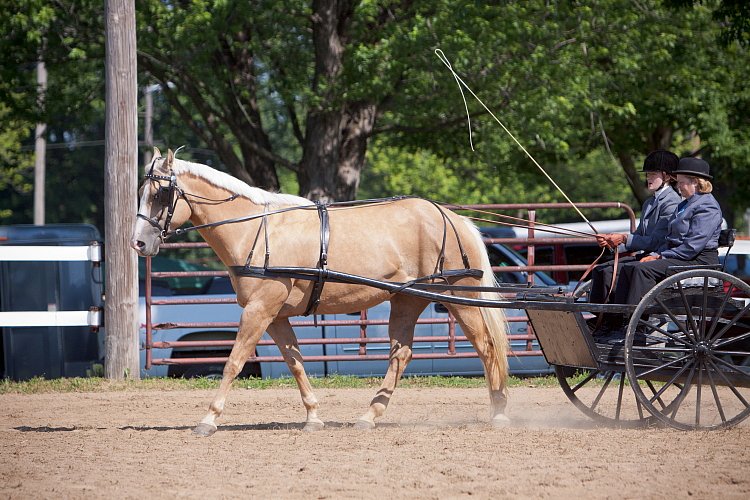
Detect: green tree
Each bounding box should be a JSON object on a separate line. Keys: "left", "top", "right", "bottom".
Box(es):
{"left": 0, "top": 0, "right": 107, "bottom": 227}
{"left": 1, "top": 0, "right": 748, "bottom": 229}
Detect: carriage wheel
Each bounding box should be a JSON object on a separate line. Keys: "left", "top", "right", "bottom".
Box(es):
{"left": 554, "top": 365, "right": 653, "bottom": 427}
{"left": 624, "top": 269, "right": 750, "bottom": 430}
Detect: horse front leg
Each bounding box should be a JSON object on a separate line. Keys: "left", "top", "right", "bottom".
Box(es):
{"left": 193, "top": 303, "right": 275, "bottom": 437}
{"left": 355, "top": 296, "right": 428, "bottom": 429}
{"left": 266, "top": 318, "right": 325, "bottom": 432}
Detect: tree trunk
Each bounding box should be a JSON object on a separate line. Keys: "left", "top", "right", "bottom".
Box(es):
{"left": 622, "top": 126, "right": 675, "bottom": 205}
{"left": 104, "top": 0, "right": 140, "bottom": 380}
{"left": 618, "top": 150, "right": 650, "bottom": 205}
{"left": 299, "top": 0, "right": 368, "bottom": 202}
{"left": 647, "top": 126, "right": 673, "bottom": 151}
{"left": 335, "top": 103, "right": 376, "bottom": 200}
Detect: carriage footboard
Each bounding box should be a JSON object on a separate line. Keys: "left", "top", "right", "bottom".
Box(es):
{"left": 525, "top": 310, "right": 598, "bottom": 369}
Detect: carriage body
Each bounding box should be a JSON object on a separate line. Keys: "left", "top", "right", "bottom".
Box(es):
{"left": 523, "top": 268, "right": 750, "bottom": 430}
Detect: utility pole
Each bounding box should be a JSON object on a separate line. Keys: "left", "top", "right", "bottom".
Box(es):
{"left": 34, "top": 60, "right": 47, "bottom": 225}
{"left": 104, "top": 0, "right": 139, "bottom": 379}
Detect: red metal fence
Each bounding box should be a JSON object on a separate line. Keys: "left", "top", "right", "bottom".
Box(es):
{"left": 144, "top": 202, "right": 635, "bottom": 370}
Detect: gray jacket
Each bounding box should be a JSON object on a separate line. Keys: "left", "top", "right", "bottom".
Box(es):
{"left": 624, "top": 185, "right": 681, "bottom": 253}
{"left": 658, "top": 192, "right": 722, "bottom": 260}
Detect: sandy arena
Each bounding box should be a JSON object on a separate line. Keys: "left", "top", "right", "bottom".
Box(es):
{"left": 1, "top": 386, "right": 749, "bottom": 499}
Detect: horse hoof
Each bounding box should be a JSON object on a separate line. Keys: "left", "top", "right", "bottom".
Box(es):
{"left": 193, "top": 423, "right": 217, "bottom": 437}
{"left": 302, "top": 421, "right": 325, "bottom": 432}
{"left": 491, "top": 414, "right": 511, "bottom": 428}
{"left": 353, "top": 419, "right": 375, "bottom": 430}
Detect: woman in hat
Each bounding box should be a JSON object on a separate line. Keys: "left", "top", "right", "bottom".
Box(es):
{"left": 602, "top": 157, "right": 723, "bottom": 343}
{"left": 588, "top": 150, "right": 681, "bottom": 334}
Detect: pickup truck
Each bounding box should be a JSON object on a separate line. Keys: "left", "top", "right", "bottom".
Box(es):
{"left": 139, "top": 239, "right": 559, "bottom": 379}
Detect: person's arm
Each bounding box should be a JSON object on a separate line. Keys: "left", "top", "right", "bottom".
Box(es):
{"left": 660, "top": 202, "right": 722, "bottom": 260}
{"left": 625, "top": 194, "right": 680, "bottom": 252}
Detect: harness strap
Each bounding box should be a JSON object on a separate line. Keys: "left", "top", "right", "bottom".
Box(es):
{"left": 436, "top": 202, "right": 471, "bottom": 269}
{"left": 303, "top": 203, "right": 330, "bottom": 316}
{"left": 389, "top": 268, "right": 483, "bottom": 294}
{"left": 426, "top": 201, "right": 472, "bottom": 278}
{"left": 605, "top": 249, "right": 620, "bottom": 303}
{"left": 231, "top": 265, "right": 484, "bottom": 290}
{"left": 243, "top": 204, "right": 270, "bottom": 268}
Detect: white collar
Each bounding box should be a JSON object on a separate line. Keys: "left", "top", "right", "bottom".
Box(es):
{"left": 655, "top": 184, "right": 671, "bottom": 197}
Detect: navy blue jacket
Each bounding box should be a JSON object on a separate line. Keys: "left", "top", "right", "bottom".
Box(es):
{"left": 624, "top": 185, "right": 680, "bottom": 253}
{"left": 658, "top": 192, "right": 722, "bottom": 260}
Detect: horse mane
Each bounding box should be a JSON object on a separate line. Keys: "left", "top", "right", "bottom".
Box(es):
{"left": 172, "top": 158, "right": 313, "bottom": 207}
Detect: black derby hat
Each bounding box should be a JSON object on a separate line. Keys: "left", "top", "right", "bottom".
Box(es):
{"left": 642, "top": 149, "right": 679, "bottom": 173}
{"left": 673, "top": 157, "right": 712, "bottom": 180}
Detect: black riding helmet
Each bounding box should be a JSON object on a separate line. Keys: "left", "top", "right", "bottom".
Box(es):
{"left": 641, "top": 149, "right": 679, "bottom": 173}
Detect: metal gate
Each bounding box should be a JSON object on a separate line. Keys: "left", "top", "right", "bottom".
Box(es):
{"left": 142, "top": 202, "right": 635, "bottom": 374}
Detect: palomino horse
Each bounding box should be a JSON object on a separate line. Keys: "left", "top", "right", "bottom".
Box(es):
{"left": 131, "top": 148, "right": 510, "bottom": 436}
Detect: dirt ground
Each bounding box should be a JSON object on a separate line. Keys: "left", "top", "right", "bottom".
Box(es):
{"left": 1, "top": 386, "right": 748, "bottom": 499}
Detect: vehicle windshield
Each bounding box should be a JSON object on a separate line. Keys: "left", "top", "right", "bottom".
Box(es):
{"left": 138, "top": 256, "right": 214, "bottom": 295}
{"left": 486, "top": 244, "right": 556, "bottom": 285}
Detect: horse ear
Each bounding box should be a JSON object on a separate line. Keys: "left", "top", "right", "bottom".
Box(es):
{"left": 153, "top": 146, "right": 161, "bottom": 158}
{"left": 166, "top": 149, "right": 174, "bottom": 168}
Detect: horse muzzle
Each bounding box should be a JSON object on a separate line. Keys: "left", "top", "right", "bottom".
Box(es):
{"left": 131, "top": 220, "right": 162, "bottom": 256}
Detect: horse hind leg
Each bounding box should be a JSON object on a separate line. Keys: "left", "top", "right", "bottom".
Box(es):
{"left": 355, "top": 295, "right": 428, "bottom": 430}
{"left": 445, "top": 304, "right": 510, "bottom": 426}
{"left": 266, "top": 318, "right": 325, "bottom": 432}
{"left": 194, "top": 303, "right": 275, "bottom": 437}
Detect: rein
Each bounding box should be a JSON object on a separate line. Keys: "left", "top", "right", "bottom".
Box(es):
{"left": 168, "top": 195, "right": 417, "bottom": 237}
{"left": 140, "top": 160, "right": 615, "bottom": 307}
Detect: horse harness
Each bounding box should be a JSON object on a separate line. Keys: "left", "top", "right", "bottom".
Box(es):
{"left": 234, "top": 198, "right": 479, "bottom": 317}
{"left": 140, "top": 163, "right": 485, "bottom": 316}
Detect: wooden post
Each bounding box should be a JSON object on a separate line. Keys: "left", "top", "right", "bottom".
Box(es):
{"left": 104, "top": 0, "right": 139, "bottom": 379}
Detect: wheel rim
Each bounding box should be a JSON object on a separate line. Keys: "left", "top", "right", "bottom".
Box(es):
{"left": 625, "top": 270, "right": 750, "bottom": 430}
{"left": 555, "top": 365, "right": 652, "bottom": 427}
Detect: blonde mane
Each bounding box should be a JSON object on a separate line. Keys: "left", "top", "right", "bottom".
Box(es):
{"left": 171, "top": 158, "right": 313, "bottom": 207}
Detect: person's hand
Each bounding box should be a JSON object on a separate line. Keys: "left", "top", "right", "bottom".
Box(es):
{"left": 606, "top": 233, "right": 627, "bottom": 247}
{"left": 640, "top": 254, "right": 661, "bottom": 263}
{"left": 595, "top": 234, "right": 611, "bottom": 248}
{"left": 596, "top": 233, "right": 627, "bottom": 249}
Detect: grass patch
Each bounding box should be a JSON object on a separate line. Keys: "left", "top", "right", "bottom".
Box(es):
{"left": 0, "top": 374, "right": 560, "bottom": 394}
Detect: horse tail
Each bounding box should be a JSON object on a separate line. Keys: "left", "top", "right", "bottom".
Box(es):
{"left": 462, "top": 219, "right": 510, "bottom": 384}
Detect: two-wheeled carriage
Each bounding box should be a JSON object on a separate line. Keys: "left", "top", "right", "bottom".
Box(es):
{"left": 132, "top": 149, "right": 749, "bottom": 433}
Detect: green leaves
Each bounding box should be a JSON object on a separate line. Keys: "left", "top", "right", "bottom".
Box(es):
{"left": 1, "top": 1, "right": 749, "bottom": 227}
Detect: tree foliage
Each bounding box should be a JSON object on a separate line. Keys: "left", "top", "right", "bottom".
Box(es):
{"left": 1, "top": 0, "right": 749, "bottom": 231}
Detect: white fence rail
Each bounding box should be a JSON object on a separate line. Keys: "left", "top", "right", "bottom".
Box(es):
{"left": 0, "top": 244, "right": 103, "bottom": 327}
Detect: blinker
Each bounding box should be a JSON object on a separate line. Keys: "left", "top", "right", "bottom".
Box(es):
{"left": 154, "top": 186, "right": 173, "bottom": 206}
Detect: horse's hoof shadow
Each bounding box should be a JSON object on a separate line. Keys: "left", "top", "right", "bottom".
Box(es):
{"left": 353, "top": 419, "right": 375, "bottom": 430}
{"left": 302, "top": 421, "right": 325, "bottom": 432}
{"left": 192, "top": 423, "right": 217, "bottom": 437}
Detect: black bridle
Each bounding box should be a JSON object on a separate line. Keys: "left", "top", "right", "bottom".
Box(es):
{"left": 137, "top": 156, "right": 238, "bottom": 239}
{"left": 137, "top": 172, "right": 182, "bottom": 239}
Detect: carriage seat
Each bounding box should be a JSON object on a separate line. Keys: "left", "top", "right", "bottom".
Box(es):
{"left": 665, "top": 228, "right": 736, "bottom": 288}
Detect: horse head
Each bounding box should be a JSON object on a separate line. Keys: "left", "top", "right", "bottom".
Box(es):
{"left": 131, "top": 147, "right": 193, "bottom": 256}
